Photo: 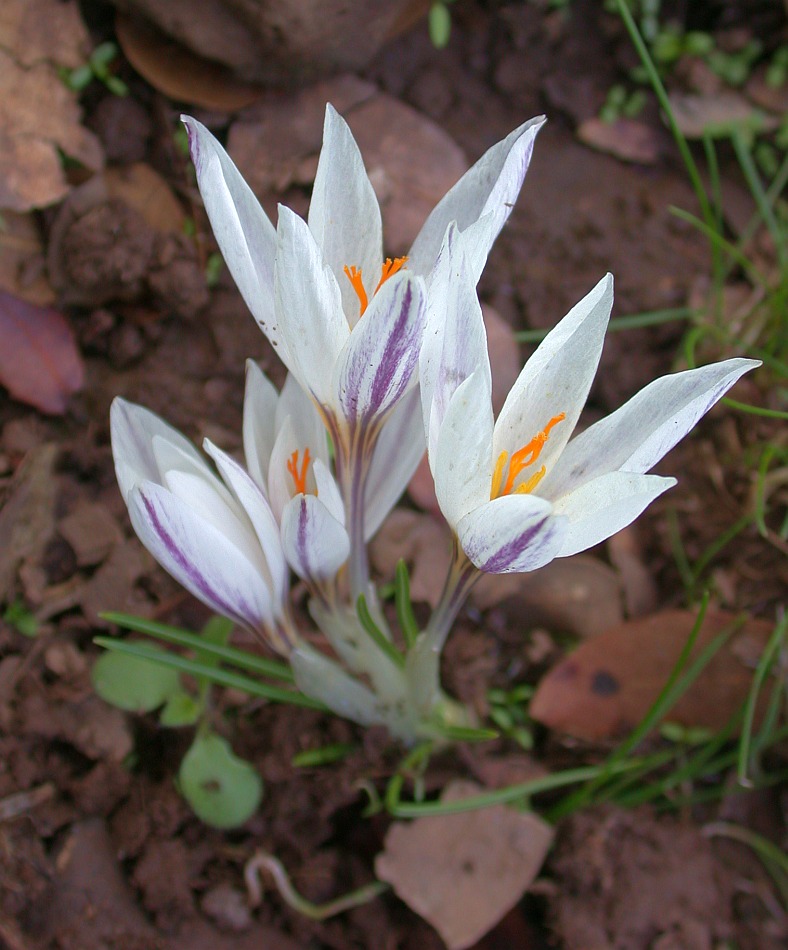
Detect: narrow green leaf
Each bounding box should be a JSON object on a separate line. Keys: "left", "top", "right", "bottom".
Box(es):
{"left": 94, "top": 638, "right": 324, "bottom": 710}
{"left": 394, "top": 560, "right": 420, "bottom": 649}
{"left": 356, "top": 595, "right": 405, "bottom": 668}
{"left": 100, "top": 612, "right": 294, "bottom": 682}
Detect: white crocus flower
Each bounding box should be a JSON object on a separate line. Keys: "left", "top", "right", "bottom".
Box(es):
{"left": 421, "top": 226, "right": 760, "bottom": 580}
{"left": 110, "top": 397, "right": 293, "bottom": 654}
{"left": 181, "top": 106, "right": 545, "bottom": 591}
{"left": 242, "top": 361, "right": 349, "bottom": 586}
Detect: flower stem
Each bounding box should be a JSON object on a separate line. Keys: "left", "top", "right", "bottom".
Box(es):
{"left": 423, "top": 540, "right": 478, "bottom": 654}
{"left": 332, "top": 426, "right": 370, "bottom": 601}
{"left": 406, "top": 540, "right": 478, "bottom": 714}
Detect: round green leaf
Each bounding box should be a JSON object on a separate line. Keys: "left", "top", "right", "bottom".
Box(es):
{"left": 92, "top": 647, "right": 181, "bottom": 712}
{"left": 179, "top": 733, "right": 263, "bottom": 829}
{"left": 159, "top": 689, "right": 202, "bottom": 727}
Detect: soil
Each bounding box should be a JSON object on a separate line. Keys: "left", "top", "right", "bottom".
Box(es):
{"left": 0, "top": 1, "right": 786, "bottom": 949}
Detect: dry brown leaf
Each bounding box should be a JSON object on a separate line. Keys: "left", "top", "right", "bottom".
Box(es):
{"left": 375, "top": 780, "right": 554, "bottom": 949}
{"left": 577, "top": 117, "right": 661, "bottom": 164}
{"left": 116, "top": 13, "right": 262, "bottom": 112}
{"left": 103, "top": 163, "right": 186, "bottom": 234}
{"left": 0, "top": 290, "right": 85, "bottom": 414}
{"left": 530, "top": 609, "right": 775, "bottom": 740}
{"left": 668, "top": 91, "right": 779, "bottom": 139}
{"left": 0, "top": 211, "right": 54, "bottom": 305}
{"left": 0, "top": 0, "right": 90, "bottom": 68}
{"left": 0, "top": 49, "right": 103, "bottom": 211}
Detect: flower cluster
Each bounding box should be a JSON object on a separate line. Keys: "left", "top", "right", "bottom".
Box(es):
{"left": 111, "top": 105, "right": 758, "bottom": 740}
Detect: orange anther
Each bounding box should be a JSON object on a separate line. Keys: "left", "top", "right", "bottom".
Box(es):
{"left": 374, "top": 256, "right": 409, "bottom": 294}
{"left": 287, "top": 448, "right": 311, "bottom": 495}
{"left": 344, "top": 257, "right": 409, "bottom": 318}
{"left": 491, "top": 413, "right": 566, "bottom": 499}
{"left": 343, "top": 265, "right": 368, "bottom": 316}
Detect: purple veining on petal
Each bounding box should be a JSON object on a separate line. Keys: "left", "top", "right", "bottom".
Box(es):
{"left": 470, "top": 514, "right": 557, "bottom": 574}
{"left": 341, "top": 279, "right": 425, "bottom": 423}
{"left": 295, "top": 496, "right": 310, "bottom": 575}
{"left": 140, "top": 492, "right": 258, "bottom": 627}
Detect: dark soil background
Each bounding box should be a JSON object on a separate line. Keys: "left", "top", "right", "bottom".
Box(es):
{"left": 0, "top": 1, "right": 786, "bottom": 948}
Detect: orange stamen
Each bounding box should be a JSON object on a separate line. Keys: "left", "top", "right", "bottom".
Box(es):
{"left": 490, "top": 413, "right": 566, "bottom": 499}
{"left": 344, "top": 257, "right": 409, "bottom": 318}
{"left": 343, "top": 265, "right": 368, "bottom": 316}
{"left": 287, "top": 448, "right": 311, "bottom": 495}
{"left": 374, "top": 256, "right": 409, "bottom": 294}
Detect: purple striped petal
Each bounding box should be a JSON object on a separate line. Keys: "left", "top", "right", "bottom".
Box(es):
{"left": 408, "top": 116, "right": 546, "bottom": 279}
{"left": 128, "top": 481, "right": 274, "bottom": 635}
{"left": 336, "top": 271, "right": 426, "bottom": 425}
{"left": 281, "top": 495, "right": 350, "bottom": 583}
{"left": 203, "top": 440, "right": 289, "bottom": 609}
{"left": 457, "top": 494, "right": 566, "bottom": 574}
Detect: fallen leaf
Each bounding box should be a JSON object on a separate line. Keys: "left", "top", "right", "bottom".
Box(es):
{"left": 745, "top": 66, "right": 788, "bottom": 116}
{"left": 0, "top": 0, "right": 90, "bottom": 68}
{"left": 375, "top": 780, "right": 554, "bottom": 949}
{"left": 116, "top": 13, "right": 262, "bottom": 112}
{"left": 668, "top": 91, "right": 779, "bottom": 139}
{"left": 530, "top": 609, "right": 775, "bottom": 740}
{"left": 577, "top": 117, "right": 661, "bottom": 164}
{"left": 103, "top": 163, "right": 186, "bottom": 234}
{"left": 0, "top": 290, "right": 84, "bottom": 413}
{"left": 0, "top": 211, "right": 55, "bottom": 305}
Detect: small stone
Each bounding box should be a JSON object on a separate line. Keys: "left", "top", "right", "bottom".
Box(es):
{"left": 201, "top": 883, "right": 253, "bottom": 933}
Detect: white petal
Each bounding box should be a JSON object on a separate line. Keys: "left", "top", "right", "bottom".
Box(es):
{"left": 493, "top": 274, "right": 613, "bottom": 480}
{"left": 110, "top": 397, "right": 203, "bottom": 501}
{"left": 268, "top": 417, "right": 306, "bottom": 522}
{"left": 408, "top": 116, "right": 546, "bottom": 278}
{"left": 308, "top": 104, "right": 383, "bottom": 324}
{"left": 553, "top": 472, "right": 676, "bottom": 557}
{"left": 243, "top": 360, "right": 279, "bottom": 491}
{"left": 312, "top": 458, "right": 345, "bottom": 526}
{"left": 203, "top": 440, "right": 288, "bottom": 608}
{"left": 163, "top": 470, "right": 262, "bottom": 571}
{"left": 420, "top": 224, "right": 490, "bottom": 460}
{"left": 181, "top": 116, "right": 283, "bottom": 354}
{"left": 433, "top": 370, "right": 494, "bottom": 527}
{"left": 274, "top": 206, "right": 347, "bottom": 406}
{"left": 290, "top": 644, "right": 383, "bottom": 727}
{"left": 364, "top": 388, "right": 425, "bottom": 539}
{"left": 335, "top": 271, "right": 426, "bottom": 425}
{"left": 276, "top": 373, "right": 330, "bottom": 469}
{"left": 128, "top": 481, "right": 274, "bottom": 635}
{"left": 281, "top": 494, "right": 350, "bottom": 583}
{"left": 541, "top": 358, "right": 760, "bottom": 499}
{"left": 457, "top": 494, "right": 565, "bottom": 574}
